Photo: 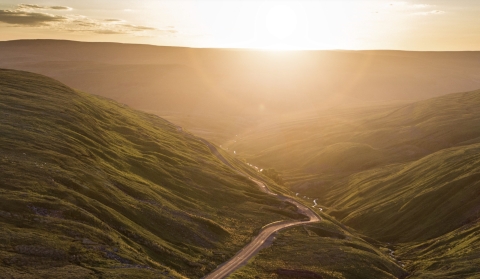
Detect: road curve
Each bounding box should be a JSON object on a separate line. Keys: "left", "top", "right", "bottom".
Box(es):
{"left": 200, "top": 139, "right": 320, "bottom": 279}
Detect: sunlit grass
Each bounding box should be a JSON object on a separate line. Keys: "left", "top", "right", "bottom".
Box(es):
{"left": 0, "top": 69, "right": 304, "bottom": 278}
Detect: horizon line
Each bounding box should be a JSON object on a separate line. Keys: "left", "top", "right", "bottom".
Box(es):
{"left": 2, "top": 39, "right": 480, "bottom": 52}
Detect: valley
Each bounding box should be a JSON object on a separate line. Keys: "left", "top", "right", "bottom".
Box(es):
{"left": 0, "top": 69, "right": 308, "bottom": 278}
{"left": 223, "top": 89, "right": 480, "bottom": 278}
{"left": 1, "top": 40, "right": 480, "bottom": 279}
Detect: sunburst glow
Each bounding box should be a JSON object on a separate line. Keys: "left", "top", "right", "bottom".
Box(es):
{"left": 265, "top": 4, "right": 297, "bottom": 39}
{"left": 0, "top": 0, "right": 476, "bottom": 51}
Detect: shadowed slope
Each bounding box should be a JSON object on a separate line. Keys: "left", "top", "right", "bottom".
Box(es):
{"left": 326, "top": 143, "right": 480, "bottom": 242}
{"left": 397, "top": 220, "right": 480, "bottom": 278}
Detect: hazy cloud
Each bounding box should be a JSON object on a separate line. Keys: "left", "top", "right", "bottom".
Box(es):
{"left": 412, "top": 4, "right": 431, "bottom": 9}
{"left": 0, "top": 4, "right": 175, "bottom": 36}
{"left": 387, "top": 1, "right": 432, "bottom": 10}
{"left": 17, "top": 4, "right": 73, "bottom": 11}
{"left": 384, "top": 2, "right": 445, "bottom": 16}
{"left": 0, "top": 9, "right": 65, "bottom": 26}
{"left": 122, "top": 24, "right": 156, "bottom": 31}
{"left": 17, "top": 4, "right": 44, "bottom": 9}
{"left": 50, "top": 6, "right": 73, "bottom": 11}
{"left": 94, "top": 30, "right": 124, "bottom": 35}
{"left": 413, "top": 10, "right": 446, "bottom": 16}
{"left": 57, "top": 15, "right": 167, "bottom": 35}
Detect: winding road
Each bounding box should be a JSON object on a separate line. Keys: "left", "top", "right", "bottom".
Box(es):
{"left": 199, "top": 139, "right": 320, "bottom": 279}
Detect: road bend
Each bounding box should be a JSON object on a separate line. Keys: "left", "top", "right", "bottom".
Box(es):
{"left": 199, "top": 139, "right": 320, "bottom": 279}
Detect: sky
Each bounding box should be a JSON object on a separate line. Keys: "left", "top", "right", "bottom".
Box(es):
{"left": 0, "top": 0, "right": 480, "bottom": 50}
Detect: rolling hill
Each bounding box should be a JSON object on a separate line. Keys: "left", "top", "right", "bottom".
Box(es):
{"left": 227, "top": 89, "right": 480, "bottom": 177}
{"left": 226, "top": 88, "right": 480, "bottom": 234}
{"left": 326, "top": 143, "right": 480, "bottom": 242}
{"left": 2, "top": 40, "right": 480, "bottom": 278}
{"left": 2, "top": 40, "right": 480, "bottom": 143}
{"left": 223, "top": 88, "right": 480, "bottom": 278}
{"left": 0, "top": 69, "right": 307, "bottom": 278}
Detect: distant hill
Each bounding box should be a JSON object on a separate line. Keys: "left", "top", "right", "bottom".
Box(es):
{"left": 0, "top": 69, "right": 303, "bottom": 278}
{"left": 2, "top": 40, "right": 480, "bottom": 143}
{"left": 228, "top": 89, "right": 480, "bottom": 175}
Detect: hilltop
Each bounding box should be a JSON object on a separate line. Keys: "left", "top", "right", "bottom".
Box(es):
{"left": 0, "top": 69, "right": 305, "bottom": 278}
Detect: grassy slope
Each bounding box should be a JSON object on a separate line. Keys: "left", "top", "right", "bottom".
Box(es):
{"left": 324, "top": 143, "right": 480, "bottom": 242}
{"left": 230, "top": 215, "right": 407, "bottom": 279}
{"left": 227, "top": 90, "right": 480, "bottom": 278}
{"left": 312, "top": 143, "right": 480, "bottom": 278}
{"left": 229, "top": 145, "right": 480, "bottom": 278}
{"left": 397, "top": 221, "right": 480, "bottom": 278}
{"left": 228, "top": 90, "right": 480, "bottom": 242}
{"left": 0, "top": 69, "right": 304, "bottom": 278}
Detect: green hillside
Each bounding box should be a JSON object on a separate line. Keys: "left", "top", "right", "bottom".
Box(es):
{"left": 397, "top": 221, "right": 480, "bottom": 278}
{"left": 324, "top": 143, "right": 480, "bottom": 243}
{"left": 227, "top": 89, "right": 480, "bottom": 244}
{"left": 231, "top": 212, "right": 480, "bottom": 278}
{"left": 0, "top": 69, "right": 303, "bottom": 278}
{"left": 231, "top": 216, "right": 407, "bottom": 279}
{"left": 225, "top": 88, "right": 480, "bottom": 278}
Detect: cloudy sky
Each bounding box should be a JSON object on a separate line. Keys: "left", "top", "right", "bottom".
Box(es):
{"left": 0, "top": 0, "right": 479, "bottom": 50}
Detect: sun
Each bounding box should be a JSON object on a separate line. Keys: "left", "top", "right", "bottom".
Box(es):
{"left": 265, "top": 4, "right": 297, "bottom": 40}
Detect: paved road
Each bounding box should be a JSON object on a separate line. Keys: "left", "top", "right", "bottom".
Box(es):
{"left": 200, "top": 140, "right": 320, "bottom": 279}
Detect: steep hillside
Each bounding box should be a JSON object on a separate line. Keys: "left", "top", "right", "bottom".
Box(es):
{"left": 232, "top": 208, "right": 480, "bottom": 279}
{"left": 324, "top": 143, "right": 480, "bottom": 243}
{"left": 228, "top": 89, "right": 480, "bottom": 179}
{"left": 397, "top": 221, "right": 480, "bottom": 278}
{"left": 227, "top": 89, "right": 480, "bottom": 242}
{"left": 231, "top": 216, "right": 408, "bottom": 279}
{"left": 2, "top": 40, "right": 480, "bottom": 143}
{"left": 0, "top": 69, "right": 303, "bottom": 278}
{"left": 226, "top": 90, "right": 480, "bottom": 278}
